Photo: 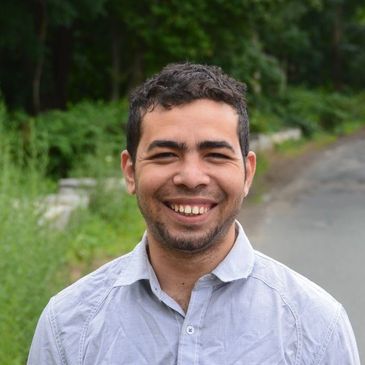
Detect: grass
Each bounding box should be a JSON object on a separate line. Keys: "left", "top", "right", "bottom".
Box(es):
{"left": 65, "top": 189, "right": 145, "bottom": 280}
{"left": 0, "top": 128, "right": 66, "bottom": 364}
{"left": 0, "top": 124, "right": 144, "bottom": 364}
{"left": 273, "top": 134, "right": 335, "bottom": 157}
{"left": 275, "top": 118, "right": 365, "bottom": 158}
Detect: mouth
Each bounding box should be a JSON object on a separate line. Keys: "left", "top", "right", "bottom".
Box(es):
{"left": 164, "top": 200, "right": 217, "bottom": 217}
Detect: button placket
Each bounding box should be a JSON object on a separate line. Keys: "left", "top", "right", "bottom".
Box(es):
{"left": 186, "top": 325, "right": 195, "bottom": 335}
{"left": 177, "top": 283, "right": 213, "bottom": 365}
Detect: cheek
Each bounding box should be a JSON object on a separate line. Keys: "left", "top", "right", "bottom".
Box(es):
{"left": 232, "top": 181, "right": 246, "bottom": 197}
{"left": 136, "top": 167, "right": 174, "bottom": 194}
{"left": 221, "top": 176, "right": 246, "bottom": 200}
{"left": 216, "top": 166, "right": 245, "bottom": 188}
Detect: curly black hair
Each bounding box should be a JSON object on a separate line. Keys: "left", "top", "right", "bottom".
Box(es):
{"left": 127, "top": 63, "right": 249, "bottom": 163}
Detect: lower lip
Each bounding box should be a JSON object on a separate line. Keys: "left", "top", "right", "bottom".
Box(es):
{"left": 165, "top": 205, "right": 214, "bottom": 225}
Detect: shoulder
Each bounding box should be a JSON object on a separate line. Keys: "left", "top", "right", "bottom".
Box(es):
{"left": 48, "top": 250, "right": 135, "bottom": 344}
{"left": 28, "top": 250, "right": 138, "bottom": 365}
{"left": 251, "top": 250, "right": 339, "bottom": 311}
{"left": 250, "top": 250, "right": 347, "bottom": 362}
{"left": 51, "top": 250, "right": 134, "bottom": 317}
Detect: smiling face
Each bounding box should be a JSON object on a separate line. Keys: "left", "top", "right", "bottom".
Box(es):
{"left": 122, "top": 99, "right": 256, "bottom": 254}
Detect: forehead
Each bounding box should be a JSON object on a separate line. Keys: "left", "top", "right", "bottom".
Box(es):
{"left": 140, "top": 99, "right": 239, "bottom": 146}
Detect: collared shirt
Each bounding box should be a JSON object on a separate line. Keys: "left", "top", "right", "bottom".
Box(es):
{"left": 28, "top": 222, "right": 360, "bottom": 365}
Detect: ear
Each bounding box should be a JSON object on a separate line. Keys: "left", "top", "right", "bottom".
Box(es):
{"left": 121, "top": 150, "right": 136, "bottom": 194}
{"left": 243, "top": 151, "right": 256, "bottom": 197}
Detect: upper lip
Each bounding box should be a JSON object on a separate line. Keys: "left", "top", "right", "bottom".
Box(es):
{"left": 163, "top": 198, "right": 218, "bottom": 206}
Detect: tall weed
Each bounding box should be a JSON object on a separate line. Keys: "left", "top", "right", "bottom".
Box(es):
{"left": 0, "top": 101, "right": 144, "bottom": 364}
{"left": 0, "top": 118, "right": 68, "bottom": 364}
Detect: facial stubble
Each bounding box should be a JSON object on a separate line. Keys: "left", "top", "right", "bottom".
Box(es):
{"left": 136, "top": 193, "right": 244, "bottom": 255}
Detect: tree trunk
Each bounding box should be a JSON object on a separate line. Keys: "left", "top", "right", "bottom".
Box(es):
{"left": 110, "top": 16, "right": 121, "bottom": 101}
{"left": 32, "top": 0, "right": 47, "bottom": 114}
{"left": 332, "top": 3, "right": 343, "bottom": 91}
{"left": 52, "top": 26, "right": 73, "bottom": 109}
{"left": 127, "top": 47, "right": 145, "bottom": 92}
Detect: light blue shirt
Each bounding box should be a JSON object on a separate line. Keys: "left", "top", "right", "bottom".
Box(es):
{"left": 28, "top": 222, "right": 360, "bottom": 364}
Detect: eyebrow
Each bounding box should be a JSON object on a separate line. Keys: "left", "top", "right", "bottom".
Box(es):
{"left": 147, "top": 139, "right": 235, "bottom": 153}
{"left": 147, "top": 140, "right": 187, "bottom": 152}
{"left": 198, "top": 140, "right": 235, "bottom": 152}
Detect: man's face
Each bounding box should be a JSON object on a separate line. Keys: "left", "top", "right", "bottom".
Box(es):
{"left": 122, "top": 99, "right": 256, "bottom": 253}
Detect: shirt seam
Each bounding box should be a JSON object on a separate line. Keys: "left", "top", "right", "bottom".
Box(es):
{"left": 250, "top": 273, "right": 302, "bottom": 365}
{"left": 48, "top": 297, "right": 67, "bottom": 365}
{"left": 190, "top": 292, "right": 199, "bottom": 365}
{"left": 311, "top": 303, "right": 342, "bottom": 365}
{"left": 177, "top": 288, "right": 198, "bottom": 365}
{"left": 195, "top": 287, "right": 213, "bottom": 365}
{"left": 78, "top": 272, "right": 126, "bottom": 365}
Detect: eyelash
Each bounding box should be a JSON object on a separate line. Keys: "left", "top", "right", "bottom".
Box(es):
{"left": 151, "top": 152, "right": 177, "bottom": 159}
{"left": 207, "top": 153, "right": 230, "bottom": 159}
{"left": 150, "top": 152, "right": 231, "bottom": 161}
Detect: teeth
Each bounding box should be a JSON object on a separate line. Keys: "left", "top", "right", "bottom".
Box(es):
{"left": 170, "top": 204, "right": 210, "bottom": 215}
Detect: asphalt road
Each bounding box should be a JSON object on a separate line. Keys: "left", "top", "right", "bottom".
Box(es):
{"left": 239, "top": 131, "right": 365, "bottom": 361}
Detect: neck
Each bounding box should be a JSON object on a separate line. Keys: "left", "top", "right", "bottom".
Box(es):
{"left": 147, "top": 224, "right": 237, "bottom": 312}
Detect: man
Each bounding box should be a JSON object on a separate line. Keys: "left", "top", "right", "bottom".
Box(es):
{"left": 28, "top": 63, "right": 360, "bottom": 364}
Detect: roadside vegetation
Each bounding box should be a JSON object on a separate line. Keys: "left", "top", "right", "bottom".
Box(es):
{"left": 0, "top": 102, "right": 145, "bottom": 365}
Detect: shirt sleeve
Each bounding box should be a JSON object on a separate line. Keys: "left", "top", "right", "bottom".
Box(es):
{"left": 27, "top": 302, "right": 64, "bottom": 365}
{"left": 317, "top": 306, "right": 361, "bottom": 365}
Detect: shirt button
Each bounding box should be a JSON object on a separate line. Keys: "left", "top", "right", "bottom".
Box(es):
{"left": 186, "top": 325, "right": 195, "bottom": 335}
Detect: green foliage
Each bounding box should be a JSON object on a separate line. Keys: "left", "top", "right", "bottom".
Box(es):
{"left": 281, "top": 88, "right": 365, "bottom": 136}
{"left": 0, "top": 108, "right": 145, "bottom": 363}
{"left": 66, "top": 190, "right": 145, "bottom": 271}
{"left": 0, "top": 126, "right": 64, "bottom": 364}
{"left": 229, "top": 39, "right": 287, "bottom": 103}
{"left": 250, "top": 110, "right": 284, "bottom": 134}
{"left": 2, "top": 0, "right": 364, "bottom": 111}
{"left": 32, "top": 100, "right": 127, "bottom": 178}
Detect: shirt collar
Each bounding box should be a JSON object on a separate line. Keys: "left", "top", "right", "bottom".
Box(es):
{"left": 114, "top": 221, "right": 255, "bottom": 287}
{"left": 212, "top": 221, "right": 255, "bottom": 282}
{"left": 114, "top": 232, "right": 150, "bottom": 287}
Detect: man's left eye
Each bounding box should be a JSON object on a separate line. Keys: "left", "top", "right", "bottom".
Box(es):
{"left": 207, "top": 153, "right": 230, "bottom": 159}
{"left": 151, "top": 152, "right": 177, "bottom": 159}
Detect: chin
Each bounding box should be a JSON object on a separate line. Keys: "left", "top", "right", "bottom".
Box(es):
{"left": 152, "top": 222, "right": 227, "bottom": 253}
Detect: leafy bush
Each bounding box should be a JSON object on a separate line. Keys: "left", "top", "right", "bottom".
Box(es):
{"left": 7, "top": 100, "right": 129, "bottom": 178}
{"left": 230, "top": 39, "right": 286, "bottom": 103}
{"left": 250, "top": 109, "right": 284, "bottom": 134}
{"left": 281, "top": 88, "right": 365, "bottom": 136}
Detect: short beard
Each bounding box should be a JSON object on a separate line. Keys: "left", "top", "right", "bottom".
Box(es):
{"left": 136, "top": 187, "right": 243, "bottom": 255}
{"left": 142, "top": 201, "right": 241, "bottom": 255}
{"left": 150, "top": 220, "right": 230, "bottom": 254}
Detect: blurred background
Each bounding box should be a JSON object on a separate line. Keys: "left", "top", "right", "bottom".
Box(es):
{"left": 0, "top": 0, "right": 364, "bottom": 363}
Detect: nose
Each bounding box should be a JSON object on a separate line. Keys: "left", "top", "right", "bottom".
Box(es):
{"left": 172, "top": 155, "right": 210, "bottom": 189}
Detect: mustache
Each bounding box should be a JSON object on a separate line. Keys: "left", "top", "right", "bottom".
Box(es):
{"left": 156, "top": 185, "right": 225, "bottom": 199}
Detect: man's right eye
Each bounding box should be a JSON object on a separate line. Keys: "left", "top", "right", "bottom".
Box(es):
{"left": 150, "top": 152, "right": 177, "bottom": 159}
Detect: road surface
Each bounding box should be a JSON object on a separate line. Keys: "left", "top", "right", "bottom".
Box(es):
{"left": 239, "top": 130, "right": 365, "bottom": 361}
